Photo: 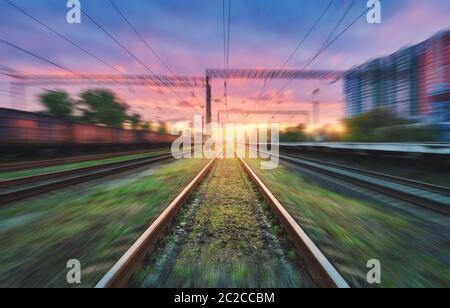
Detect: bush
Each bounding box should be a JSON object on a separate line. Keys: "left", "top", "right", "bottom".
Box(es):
{"left": 342, "top": 108, "right": 438, "bottom": 142}
{"left": 374, "top": 125, "right": 437, "bottom": 142}
{"left": 280, "top": 125, "right": 308, "bottom": 142}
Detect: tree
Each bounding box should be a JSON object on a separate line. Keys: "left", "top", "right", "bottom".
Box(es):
{"left": 158, "top": 121, "right": 168, "bottom": 134}
{"left": 78, "top": 89, "right": 128, "bottom": 128}
{"left": 374, "top": 125, "right": 437, "bottom": 142}
{"left": 343, "top": 108, "right": 410, "bottom": 142}
{"left": 280, "top": 125, "right": 308, "bottom": 142}
{"left": 39, "top": 90, "right": 74, "bottom": 119}
{"left": 129, "top": 113, "right": 142, "bottom": 130}
{"left": 141, "top": 121, "right": 153, "bottom": 131}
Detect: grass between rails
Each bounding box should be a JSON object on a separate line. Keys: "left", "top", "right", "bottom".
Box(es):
{"left": 134, "top": 159, "right": 313, "bottom": 288}
{"left": 0, "top": 151, "right": 166, "bottom": 181}
{"left": 246, "top": 159, "right": 450, "bottom": 288}
{"left": 0, "top": 158, "right": 208, "bottom": 288}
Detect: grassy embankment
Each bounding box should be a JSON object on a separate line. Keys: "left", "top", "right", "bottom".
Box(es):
{"left": 0, "top": 158, "right": 208, "bottom": 287}
{"left": 246, "top": 159, "right": 450, "bottom": 288}
{"left": 0, "top": 150, "right": 167, "bottom": 181}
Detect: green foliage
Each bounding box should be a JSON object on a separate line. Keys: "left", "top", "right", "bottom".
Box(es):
{"left": 78, "top": 89, "right": 129, "bottom": 128}
{"left": 38, "top": 88, "right": 158, "bottom": 131}
{"left": 0, "top": 158, "right": 209, "bottom": 287}
{"left": 158, "top": 121, "right": 168, "bottom": 134}
{"left": 343, "top": 108, "right": 409, "bottom": 142}
{"left": 39, "top": 90, "right": 74, "bottom": 119}
{"left": 280, "top": 125, "right": 308, "bottom": 142}
{"left": 374, "top": 125, "right": 437, "bottom": 142}
{"left": 0, "top": 151, "right": 164, "bottom": 181}
{"left": 247, "top": 159, "right": 450, "bottom": 287}
{"left": 141, "top": 121, "right": 153, "bottom": 131}
{"left": 129, "top": 113, "right": 142, "bottom": 130}
{"left": 342, "top": 108, "right": 437, "bottom": 142}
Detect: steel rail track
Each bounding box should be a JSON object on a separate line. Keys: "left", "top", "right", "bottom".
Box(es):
{"left": 0, "top": 152, "right": 172, "bottom": 189}
{"left": 281, "top": 150, "right": 450, "bottom": 197}
{"left": 0, "top": 149, "right": 165, "bottom": 172}
{"left": 238, "top": 157, "right": 349, "bottom": 288}
{"left": 266, "top": 150, "right": 450, "bottom": 216}
{"left": 96, "top": 157, "right": 218, "bottom": 288}
{"left": 96, "top": 157, "right": 349, "bottom": 288}
{"left": 0, "top": 153, "right": 175, "bottom": 206}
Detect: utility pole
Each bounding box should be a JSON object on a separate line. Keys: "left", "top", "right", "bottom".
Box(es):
{"left": 205, "top": 76, "right": 212, "bottom": 135}
{"left": 312, "top": 88, "right": 320, "bottom": 141}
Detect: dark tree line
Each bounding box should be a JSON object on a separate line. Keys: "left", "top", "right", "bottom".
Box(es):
{"left": 39, "top": 89, "right": 166, "bottom": 133}
{"left": 280, "top": 124, "right": 309, "bottom": 142}
{"left": 343, "top": 109, "right": 437, "bottom": 142}
{"left": 278, "top": 109, "right": 438, "bottom": 143}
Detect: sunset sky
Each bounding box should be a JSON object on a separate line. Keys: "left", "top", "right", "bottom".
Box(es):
{"left": 0, "top": 0, "right": 449, "bottom": 127}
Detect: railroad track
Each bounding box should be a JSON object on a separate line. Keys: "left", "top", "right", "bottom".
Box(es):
{"left": 0, "top": 152, "right": 170, "bottom": 189}
{"left": 96, "top": 157, "right": 349, "bottom": 288}
{"left": 271, "top": 150, "right": 450, "bottom": 216}
{"left": 0, "top": 149, "right": 166, "bottom": 172}
{"left": 281, "top": 150, "right": 450, "bottom": 196}
{"left": 0, "top": 152, "right": 175, "bottom": 206}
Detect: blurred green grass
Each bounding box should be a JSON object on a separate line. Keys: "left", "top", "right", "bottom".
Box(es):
{"left": 0, "top": 151, "right": 166, "bottom": 181}
{"left": 246, "top": 159, "right": 450, "bottom": 288}
{"left": 136, "top": 159, "right": 311, "bottom": 288}
{"left": 0, "top": 158, "right": 208, "bottom": 287}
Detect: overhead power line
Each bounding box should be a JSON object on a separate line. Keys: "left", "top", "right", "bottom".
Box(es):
{"left": 7, "top": 0, "right": 123, "bottom": 74}
{"left": 0, "top": 64, "right": 30, "bottom": 77}
{"left": 226, "top": 0, "right": 232, "bottom": 77}
{"left": 321, "top": 0, "right": 356, "bottom": 48}
{"left": 222, "top": 0, "right": 232, "bottom": 121}
{"left": 5, "top": 3, "right": 166, "bottom": 110}
{"left": 275, "top": 6, "right": 370, "bottom": 96}
{"left": 256, "top": 0, "right": 336, "bottom": 106}
{"left": 260, "top": 0, "right": 354, "bottom": 113}
{"left": 279, "top": 0, "right": 336, "bottom": 71}
{"left": 7, "top": 0, "right": 163, "bottom": 109}
{"left": 82, "top": 6, "right": 191, "bottom": 103}
{"left": 109, "top": 0, "right": 203, "bottom": 108}
{"left": 0, "top": 38, "right": 77, "bottom": 75}
{"left": 109, "top": 0, "right": 174, "bottom": 77}
{"left": 81, "top": 9, "right": 159, "bottom": 77}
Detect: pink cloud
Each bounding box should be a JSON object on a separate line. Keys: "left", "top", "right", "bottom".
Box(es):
{"left": 177, "top": 100, "right": 195, "bottom": 108}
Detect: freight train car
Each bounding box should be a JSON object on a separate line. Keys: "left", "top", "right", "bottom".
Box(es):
{"left": 71, "top": 122, "right": 116, "bottom": 144}
{"left": 115, "top": 127, "right": 138, "bottom": 144}
{"left": 0, "top": 108, "right": 176, "bottom": 155}
{"left": 137, "top": 130, "right": 178, "bottom": 146}
{"left": 0, "top": 108, "right": 70, "bottom": 148}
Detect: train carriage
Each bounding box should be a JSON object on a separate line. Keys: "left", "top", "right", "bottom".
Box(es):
{"left": 0, "top": 108, "right": 69, "bottom": 145}
{"left": 113, "top": 127, "right": 138, "bottom": 144}
{"left": 138, "top": 130, "right": 177, "bottom": 145}
{"left": 0, "top": 108, "right": 177, "bottom": 156}
{"left": 71, "top": 122, "right": 115, "bottom": 144}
